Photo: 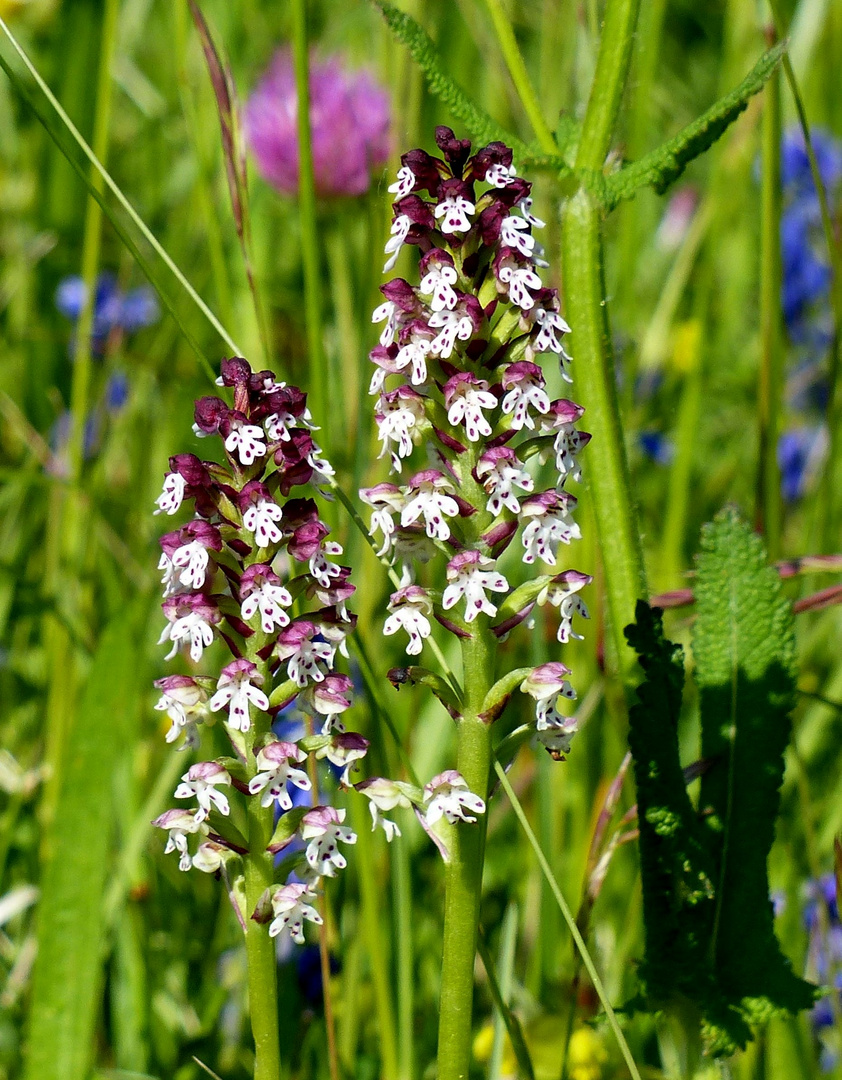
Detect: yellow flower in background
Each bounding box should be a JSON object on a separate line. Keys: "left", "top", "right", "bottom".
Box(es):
{"left": 473, "top": 1015, "right": 609, "bottom": 1080}
{"left": 568, "top": 1027, "right": 610, "bottom": 1080}
{"left": 670, "top": 318, "right": 702, "bottom": 375}
{"left": 0, "top": 0, "right": 57, "bottom": 25}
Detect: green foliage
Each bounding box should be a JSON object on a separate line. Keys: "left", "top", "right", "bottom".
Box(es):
{"left": 372, "top": 0, "right": 530, "bottom": 157}
{"left": 626, "top": 510, "right": 816, "bottom": 1054}
{"left": 604, "top": 42, "right": 786, "bottom": 209}
{"left": 624, "top": 603, "right": 721, "bottom": 1029}
{"left": 693, "top": 509, "right": 816, "bottom": 1048}
{"left": 24, "top": 621, "right": 137, "bottom": 1080}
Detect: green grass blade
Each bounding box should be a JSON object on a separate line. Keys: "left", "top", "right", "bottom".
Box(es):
{"left": 0, "top": 15, "right": 240, "bottom": 368}
{"left": 24, "top": 621, "right": 138, "bottom": 1080}
{"left": 493, "top": 758, "right": 643, "bottom": 1080}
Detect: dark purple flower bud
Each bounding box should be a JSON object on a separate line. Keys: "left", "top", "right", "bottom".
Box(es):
{"left": 477, "top": 200, "right": 508, "bottom": 247}
{"left": 159, "top": 519, "right": 223, "bottom": 559}
{"left": 380, "top": 278, "right": 420, "bottom": 311}
{"left": 482, "top": 518, "right": 518, "bottom": 557}
{"left": 194, "top": 396, "right": 229, "bottom": 436}
{"left": 434, "top": 126, "right": 472, "bottom": 174}
{"left": 394, "top": 194, "right": 436, "bottom": 234}
{"left": 542, "top": 399, "right": 586, "bottom": 428}
{"left": 401, "top": 147, "right": 444, "bottom": 195}
{"left": 169, "top": 453, "right": 212, "bottom": 487}
{"left": 288, "top": 520, "right": 330, "bottom": 562}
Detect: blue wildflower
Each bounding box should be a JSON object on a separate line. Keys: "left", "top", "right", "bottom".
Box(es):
{"left": 777, "top": 426, "right": 826, "bottom": 502}
{"left": 105, "top": 371, "right": 130, "bottom": 412}
{"left": 781, "top": 129, "right": 842, "bottom": 196}
{"left": 780, "top": 128, "right": 841, "bottom": 345}
{"left": 803, "top": 874, "right": 842, "bottom": 1071}
{"left": 638, "top": 430, "right": 673, "bottom": 466}
{"left": 55, "top": 272, "right": 160, "bottom": 355}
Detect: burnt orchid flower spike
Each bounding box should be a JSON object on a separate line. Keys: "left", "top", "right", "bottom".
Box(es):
{"left": 151, "top": 355, "right": 480, "bottom": 936}
{"left": 369, "top": 130, "right": 593, "bottom": 758}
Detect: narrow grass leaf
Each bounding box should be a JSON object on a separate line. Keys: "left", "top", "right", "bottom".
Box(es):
{"left": 694, "top": 509, "right": 816, "bottom": 1048}
{"left": 493, "top": 759, "right": 643, "bottom": 1080}
{"left": 24, "top": 620, "right": 137, "bottom": 1080}
{"left": 605, "top": 42, "right": 786, "bottom": 209}
{"left": 0, "top": 16, "right": 240, "bottom": 371}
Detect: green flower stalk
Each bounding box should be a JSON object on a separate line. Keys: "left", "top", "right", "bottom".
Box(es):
{"left": 366, "top": 127, "right": 592, "bottom": 1078}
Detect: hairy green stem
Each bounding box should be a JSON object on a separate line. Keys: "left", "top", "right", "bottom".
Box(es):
{"left": 243, "top": 800, "right": 281, "bottom": 1080}
{"left": 557, "top": 0, "right": 646, "bottom": 672}
{"left": 561, "top": 191, "right": 647, "bottom": 671}
{"left": 437, "top": 629, "right": 495, "bottom": 1080}
{"left": 756, "top": 60, "right": 783, "bottom": 559}
{"left": 575, "top": 0, "right": 642, "bottom": 173}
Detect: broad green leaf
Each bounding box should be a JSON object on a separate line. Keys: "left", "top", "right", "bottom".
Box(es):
{"left": 623, "top": 603, "right": 729, "bottom": 1039}
{"left": 604, "top": 42, "right": 786, "bottom": 209}
{"left": 24, "top": 621, "right": 137, "bottom": 1080}
{"left": 693, "top": 509, "right": 815, "bottom": 1050}
{"left": 372, "top": 1, "right": 530, "bottom": 158}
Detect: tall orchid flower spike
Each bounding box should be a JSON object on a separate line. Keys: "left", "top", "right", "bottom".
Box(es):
{"left": 365, "top": 127, "right": 593, "bottom": 1079}
{"left": 151, "top": 354, "right": 484, "bottom": 1078}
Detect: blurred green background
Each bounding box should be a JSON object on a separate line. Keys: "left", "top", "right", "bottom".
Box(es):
{"left": 1, "top": 0, "right": 841, "bottom": 1077}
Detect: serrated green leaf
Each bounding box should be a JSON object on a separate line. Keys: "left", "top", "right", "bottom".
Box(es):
{"left": 372, "top": 0, "right": 529, "bottom": 158}
{"left": 604, "top": 42, "right": 786, "bottom": 209}
{"left": 693, "top": 509, "right": 815, "bottom": 1042}
{"left": 24, "top": 621, "right": 137, "bottom": 1080}
{"left": 624, "top": 602, "right": 733, "bottom": 1040}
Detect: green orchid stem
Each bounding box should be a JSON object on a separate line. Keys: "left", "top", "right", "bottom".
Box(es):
{"left": 240, "top": 645, "right": 281, "bottom": 1080}
{"left": 556, "top": 0, "right": 646, "bottom": 675}
{"left": 561, "top": 190, "right": 647, "bottom": 673}
{"left": 243, "top": 799, "right": 281, "bottom": 1080}
{"left": 437, "top": 628, "right": 495, "bottom": 1080}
